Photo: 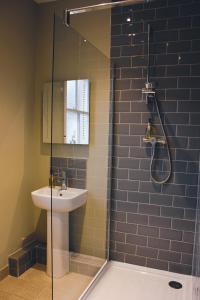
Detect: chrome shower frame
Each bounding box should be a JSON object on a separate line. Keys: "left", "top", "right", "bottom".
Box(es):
{"left": 64, "top": 0, "right": 151, "bottom": 27}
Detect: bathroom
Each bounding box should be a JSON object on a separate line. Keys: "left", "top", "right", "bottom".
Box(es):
{"left": 0, "top": 0, "right": 200, "bottom": 299}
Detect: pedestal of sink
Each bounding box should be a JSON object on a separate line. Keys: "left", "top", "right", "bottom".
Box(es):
{"left": 31, "top": 186, "right": 87, "bottom": 278}
{"left": 47, "top": 211, "right": 69, "bottom": 278}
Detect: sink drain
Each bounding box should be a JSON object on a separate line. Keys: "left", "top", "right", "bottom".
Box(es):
{"left": 169, "top": 281, "right": 182, "bottom": 289}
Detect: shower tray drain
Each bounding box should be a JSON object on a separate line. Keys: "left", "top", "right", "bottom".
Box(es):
{"left": 168, "top": 281, "right": 183, "bottom": 289}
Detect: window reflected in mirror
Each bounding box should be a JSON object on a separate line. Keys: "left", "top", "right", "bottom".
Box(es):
{"left": 43, "top": 80, "right": 90, "bottom": 145}
{"left": 65, "top": 80, "right": 89, "bottom": 144}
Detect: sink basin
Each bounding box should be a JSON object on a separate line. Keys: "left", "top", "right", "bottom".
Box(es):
{"left": 31, "top": 186, "right": 87, "bottom": 278}
{"left": 31, "top": 186, "right": 87, "bottom": 213}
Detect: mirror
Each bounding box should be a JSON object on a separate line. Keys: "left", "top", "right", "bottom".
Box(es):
{"left": 43, "top": 80, "right": 90, "bottom": 145}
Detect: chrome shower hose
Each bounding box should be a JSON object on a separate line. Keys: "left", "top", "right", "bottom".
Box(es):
{"left": 150, "top": 96, "right": 172, "bottom": 184}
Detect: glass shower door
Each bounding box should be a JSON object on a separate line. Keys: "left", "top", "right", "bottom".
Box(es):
{"left": 192, "top": 157, "right": 200, "bottom": 299}
{"left": 50, "top": 8, "right": 112, "bottom": 299}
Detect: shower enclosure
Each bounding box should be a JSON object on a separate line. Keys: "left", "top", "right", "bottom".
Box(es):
{"left": 50, "top": 3, "right": 113, "bottom": 299}
{"left": 40, "top": 0, "right": 200, "bottom": 299}
{"left": 192, "top": 158, "right": 200, "bottom": 299}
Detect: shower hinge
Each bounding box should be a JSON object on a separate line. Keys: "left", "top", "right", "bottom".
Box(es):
{"left": 63, "top": 9, "right": 70, "bottom": 27}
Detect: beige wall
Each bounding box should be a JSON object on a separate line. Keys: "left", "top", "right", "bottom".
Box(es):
{"left": 0, "top": 0, "right": 37, "bottom": 269}
{"left": 0, "top": 0, "right": 111, "bottom": 271}
{"left": 34, "top": 0, "right": 111, "bottom": 258}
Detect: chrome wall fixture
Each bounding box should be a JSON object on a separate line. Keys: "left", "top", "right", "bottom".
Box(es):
{"left": 142, "top": 24, "right": 172, "bottom": 184}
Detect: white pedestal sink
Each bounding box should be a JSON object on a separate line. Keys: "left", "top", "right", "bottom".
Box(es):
{"left": 31, "top": 186, "right": 87, "bottom": 278}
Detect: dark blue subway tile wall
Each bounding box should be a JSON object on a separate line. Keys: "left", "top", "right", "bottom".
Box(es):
{"left": 110, "top": 0, "right": 200, "bottom": 275}
{"left": 8, "top": 243, "right": 37, "bottom": 277}
{"left": 51, "top": 157, "right": 87, "bottom": 189}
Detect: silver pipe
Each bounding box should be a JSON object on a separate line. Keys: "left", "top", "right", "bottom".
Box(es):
{"left": 65, "top": 0, "right": 147, "bottom": 16}
{"left": 147, "top": 23, "right": 150, "bottom": 84}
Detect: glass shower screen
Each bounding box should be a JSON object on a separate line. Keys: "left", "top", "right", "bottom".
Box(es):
{"left": 50, "top": 7, "right": 112, "bottom": 300}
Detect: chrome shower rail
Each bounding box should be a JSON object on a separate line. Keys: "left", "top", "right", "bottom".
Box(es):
{"left": 64, "top": 0, "right": 150, "bottom": 26}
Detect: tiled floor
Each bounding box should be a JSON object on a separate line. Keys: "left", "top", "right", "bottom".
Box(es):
{"left": 0, "top": 264, "right": 92, "bottom": 300}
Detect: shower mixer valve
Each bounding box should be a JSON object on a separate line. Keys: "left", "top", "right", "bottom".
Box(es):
{"left": 143, "top": 118, "right": 165, "bottom": 145}
{"left": 143, "top": 136, "right": 166, "bottom": 145}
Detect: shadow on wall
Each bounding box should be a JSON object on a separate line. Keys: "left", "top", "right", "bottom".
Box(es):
{"left": 1, "top": 177, "right": 35, "bottom": 268}
{"left": 35, "top": 210, "right": 47, "bottom": 243}
{"left": 70, "top": 206, "right": 86, "bottom": 253}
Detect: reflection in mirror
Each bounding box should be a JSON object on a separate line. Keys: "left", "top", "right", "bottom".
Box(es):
{"left": 65, "top": 80, "right": 89, "bottom": 144}
{"left": 43, "top": 80, "right": 90, "bottom": 145}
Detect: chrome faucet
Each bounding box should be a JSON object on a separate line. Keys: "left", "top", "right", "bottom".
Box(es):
{"left": 49, "top": 171, "right": 67, "bottom": 190}
{"left": 60, "top": 171, "right": 67, "bottom": 191}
